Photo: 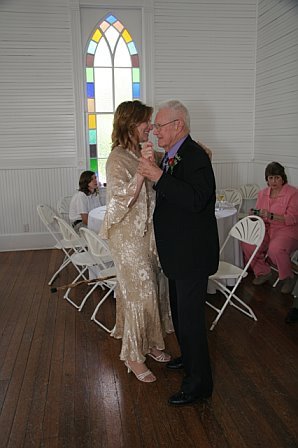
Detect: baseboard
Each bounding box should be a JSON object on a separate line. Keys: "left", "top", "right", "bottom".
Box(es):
{"left": 0, "top": 232, "right": 56, "bottom": 252}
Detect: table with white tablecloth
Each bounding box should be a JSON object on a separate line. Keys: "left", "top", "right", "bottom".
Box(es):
{"left": 88, "top": 205, "right": 106, "bottom": 233}
{"left": 88, "top": 205, "right": 241, "bottom": 268}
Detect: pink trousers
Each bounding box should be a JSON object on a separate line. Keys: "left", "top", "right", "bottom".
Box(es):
{"left": 242, "top": 227, "right": 298, "bottom": 280}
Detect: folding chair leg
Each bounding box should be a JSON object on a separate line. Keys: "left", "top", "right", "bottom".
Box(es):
{"left": 273, "top": 277, "right": 280, "bottom": 287}
{"left": 78, "top": 281, "right": 100, "bottom": 312}
{"left": 48, "top": 257, "right": 71, "bottom": 285}
{"left": 91, "top": 284, "right": 116, "bottom": 333}
{"left": 63, "top": 267, "right": 89, "bottom": 309}
{"left": 208, "top": 280, "right": 257, "bottom": 331}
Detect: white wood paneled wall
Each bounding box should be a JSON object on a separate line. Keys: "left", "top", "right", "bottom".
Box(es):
{"left": 0, "top": 167, "right": 78, "bottom": 250}
{"left": 153, "top": 0, "right": 257, "bottom": 163}
{"left": 254, "top": 0, "right": 298, "bottom": 183}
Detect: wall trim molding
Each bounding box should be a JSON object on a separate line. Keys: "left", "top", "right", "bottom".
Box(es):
{"left": 0, "top": 233, "right": 57, "bottom": 252}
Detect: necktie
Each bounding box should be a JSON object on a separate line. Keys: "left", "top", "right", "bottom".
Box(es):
{"left": 162, "top": 153, "right": 169, "bottom": 172}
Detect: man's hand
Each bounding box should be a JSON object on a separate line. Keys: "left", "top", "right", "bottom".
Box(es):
{"left": 138, "top": 157, "right": 163, "bottom": 182}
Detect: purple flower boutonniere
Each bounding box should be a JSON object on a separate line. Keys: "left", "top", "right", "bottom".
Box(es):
{"left": 168, "top": 154, "right": 182, "bottom": 174}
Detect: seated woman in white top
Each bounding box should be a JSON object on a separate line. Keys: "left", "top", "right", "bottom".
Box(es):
{"left": 69, "top": 170, "right": 101, "bottom": 231}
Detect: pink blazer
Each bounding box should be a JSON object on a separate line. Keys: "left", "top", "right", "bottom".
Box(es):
{"left": 256, "top": 184, "right": 298, "bottom": 240}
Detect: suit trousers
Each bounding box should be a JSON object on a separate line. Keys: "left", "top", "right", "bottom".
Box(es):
{"left": 168, "top": 272, "right": 213, "bottom": 396}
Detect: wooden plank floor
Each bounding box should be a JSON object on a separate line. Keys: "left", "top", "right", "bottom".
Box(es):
{"left": 0, "top": 249, "right": 297, "bottom": 448}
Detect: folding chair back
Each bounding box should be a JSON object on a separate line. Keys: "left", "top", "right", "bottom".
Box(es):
{"left": 37, "top": 203, "right": 57, "bottom": 234}
{"left": 239, "top": 183, "right": 260, "bottom": 200}
{"left": 37, "top": 204, "right": 75, "bottom": 285}
{"left": 57, "top": 195, "right": 73, "bottom": 224}
{"left": 207, "top": 215, "right": 265, "bottom": 330}
{"left": 79, "top": 227, "right": 113, "bottom": 270}
{"left": 222, "top": 188, "right": 243, "bottom": 212}
{"left": 54, "top": 215, "right": 83, "bottom": 251}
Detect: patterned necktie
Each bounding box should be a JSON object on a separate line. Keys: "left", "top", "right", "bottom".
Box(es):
{"left": 162, "top": 153, "right": 169, "bottom": 172}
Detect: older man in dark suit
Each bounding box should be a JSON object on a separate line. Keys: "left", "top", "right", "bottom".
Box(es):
{"left": 138, "top": 100, "right": 219, "bottom": 406}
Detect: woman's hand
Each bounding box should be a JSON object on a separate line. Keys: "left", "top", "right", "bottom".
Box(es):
{"left": 141, "top": 141, "right": 154, "bottom": 162}
{"left": 259, "top": 209, "right": 269, "bottom": 219}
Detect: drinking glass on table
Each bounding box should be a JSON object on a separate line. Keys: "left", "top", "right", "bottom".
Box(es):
{"left": 217, "top": 193, "right": 225, "bottom": 210}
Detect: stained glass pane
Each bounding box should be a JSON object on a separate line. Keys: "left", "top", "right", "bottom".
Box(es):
{"left": 87, "top": 98, "right": 95, "bottom": 112}
{"left": 128, "top": 42, "right": 137, "bottom": 55}
{"left": 106, "top": 14, "right": 117, "bottom": 24}
{"left": 88, "top": 114, "right": 96, "bottom": 129}
{"left": 90, "top": 158, "right": 98, "bottom": 173}
{"left": 122, "top": 29, "right": 132, "bottom": 43}
{"left": 114, "top": 38, "right": 131, "bottom": 67}
{"left": 89, "top": 144, "right": 97, "bottom": 158}
{"left": 86, "top": 54, "right": 94, "bottom": 67}
{"left": 87, "top": 41, "right": 97, "bottom": 55}
{"left": 94, "top": 68, "right": 113, "bottom": 112}
{"left": 132, "top": 83, "right": 140, "bottom": 98}
{"left": 87, "top": 82, "right": 95, "bottom": 98}
{"left": 132, "top": 68, "right": 140, "bottom": 82}
{"left": 105, "top": 26, "right": 119, "bottom": 53}
{"left": 131, "top": 54, "right": 139, "bottom": 67}
{"left": 86, "top": 68, "right": 94, "bottom": 82}
{"left": 92, "top": 29, "right": 102, "bottom": 43}
{"left": 114, "top": 21, "right": 124, "bottom": 32}
{"left": 94, "top": 37, "right": 112, "bottom": 67}
{"left": 89, "top": 129, "right": 96, "bottom": 144}
{"left": 115, "top": 68, "right": 132, "bottom": 108}
{"left": 100, "top": 21, "right": 109, "bottom": 32}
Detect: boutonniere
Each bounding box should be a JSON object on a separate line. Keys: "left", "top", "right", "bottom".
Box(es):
{"left": 168, "top": 154, "right": 182, "bottom": 174}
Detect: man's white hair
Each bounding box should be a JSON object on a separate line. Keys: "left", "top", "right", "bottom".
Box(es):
{"left": 157, "top": 100, "right": 190, "bottom": 131}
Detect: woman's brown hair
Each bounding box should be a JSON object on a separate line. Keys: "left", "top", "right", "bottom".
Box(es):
{"left": 79, "top": 170, "right": 96, "bottom": 195}
{"left": 111, "top": 100, "right": 153, "bottom": 152}
{"left": 265, "top": 162, "right": 288, "bottom": 185}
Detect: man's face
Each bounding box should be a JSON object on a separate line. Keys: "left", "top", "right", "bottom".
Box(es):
{"left": 153, "top": 109, "right": 180, "bottom": 151}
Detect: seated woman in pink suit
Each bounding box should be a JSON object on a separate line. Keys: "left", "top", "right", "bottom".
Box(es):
{"left": 242, "top": 162, "right": 298, "bottom": 294}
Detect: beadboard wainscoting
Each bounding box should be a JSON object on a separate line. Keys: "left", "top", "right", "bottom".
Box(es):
{"left": 0, "top": 167, "right": 78, "bottom": 251}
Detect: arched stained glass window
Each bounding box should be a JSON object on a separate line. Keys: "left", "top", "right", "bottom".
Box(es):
{"left": 85, "top": 14, "right": 140, "bottom": 183}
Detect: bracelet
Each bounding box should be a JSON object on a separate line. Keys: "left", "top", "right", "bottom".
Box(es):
{"left": 270, "top": 212, "right": 274, "bottom": 220}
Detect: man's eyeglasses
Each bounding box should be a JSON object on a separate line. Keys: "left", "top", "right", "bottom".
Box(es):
{"left": 152, "top": 119, "right": 178, "bottom": 131}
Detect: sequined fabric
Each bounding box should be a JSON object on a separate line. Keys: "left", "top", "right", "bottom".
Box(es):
{"left": 100, "top": 146, "right": 173, "bottom": 362}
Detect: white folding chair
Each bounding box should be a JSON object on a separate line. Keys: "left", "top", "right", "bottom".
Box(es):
{"left": 222, "top": 188, "right": 243, "bottom": 213}
{"left": 206, "top": 215, "right": 265, "bottom": 330}
{"left": 53, "top": 216, "right": 97, "bottom": 310}
{"left": 57, "top": 195, "right": 73, "bottom": 224}
{"left": 37, "top": 204, "right": 85, "bottom": 285}
{"left": 80, "top": 227, "right": 117, "bottom": 333}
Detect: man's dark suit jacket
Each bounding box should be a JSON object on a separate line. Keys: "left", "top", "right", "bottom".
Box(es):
{"left": 153, "top": 135, "right": 219, "bottom": 280}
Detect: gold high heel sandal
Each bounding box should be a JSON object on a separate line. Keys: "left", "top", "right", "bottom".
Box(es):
{"left": 124, "top": 361, "right": 156, "bottom": 383}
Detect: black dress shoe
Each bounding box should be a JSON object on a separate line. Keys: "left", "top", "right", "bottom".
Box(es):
{"left": 166, "top": 357, "right": 183, "bottom": 370}
{"left": 285, "top": 307, "right": 298, "bottom": 324}
{"left": 168, "top": 391, "right": 211, "bottom": 406}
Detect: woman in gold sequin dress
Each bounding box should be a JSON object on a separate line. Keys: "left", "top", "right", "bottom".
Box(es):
{"left": 100, "top": 101, "right": 173, "bottom": 383}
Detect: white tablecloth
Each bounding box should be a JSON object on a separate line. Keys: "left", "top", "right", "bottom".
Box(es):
{"left": 88, "top": 206, "right": 106, "bottom": 233}
{"left": 215, "top": 207, "right": 240, "bottom": 266}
